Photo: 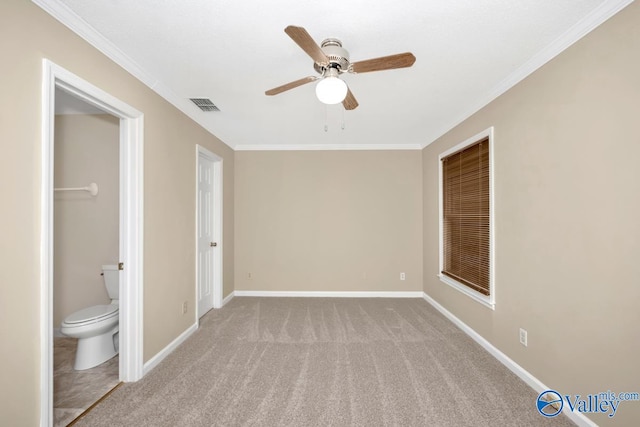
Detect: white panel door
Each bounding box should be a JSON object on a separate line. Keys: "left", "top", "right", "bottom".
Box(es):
{"left": 197, "top": 154, "right": 215, "bottom": 317}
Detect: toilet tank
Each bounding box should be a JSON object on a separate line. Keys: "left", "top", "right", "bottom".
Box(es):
{"left": 102, "top": 265, "right": 119, "bottom": 300}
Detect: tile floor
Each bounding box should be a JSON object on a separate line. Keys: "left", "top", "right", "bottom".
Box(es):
{"left": 54, "top": 337, "right": 120, "bottom": 427}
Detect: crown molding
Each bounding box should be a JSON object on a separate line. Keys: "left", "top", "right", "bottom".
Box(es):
{"left": 33, "top": 0, "right": 158, "bottom": 90}
{"left": 234, "top": 143, "right": 423, "bottom": 151}
{"left": 32, "top": 0, "right": 232, "bottom": 148}
{"left": 33, "top": 0, "right": 632, "bottom": 153}
{"left": 421, "top": 0, "right": 635, "bottom": 149}
{"left": 31, "top": 0, "right": 418, "bottom": 153}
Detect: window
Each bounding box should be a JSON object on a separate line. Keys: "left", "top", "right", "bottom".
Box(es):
{"left": 439, "top": 128, "right": 494, "bottom": 309}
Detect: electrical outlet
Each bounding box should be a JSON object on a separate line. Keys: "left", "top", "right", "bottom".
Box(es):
{"left": 182, "top": 301, "right": 188, "bottom": 315}
{"left": 400, "top": 272, "right": 406, "bottom": 281}
{"left": 519, "top": 328, "right": 528, "bottom": 347}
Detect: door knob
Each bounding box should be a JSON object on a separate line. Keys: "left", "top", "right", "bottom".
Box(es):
{"left": 210, "top": 242, "right": 217, "bottom": 247}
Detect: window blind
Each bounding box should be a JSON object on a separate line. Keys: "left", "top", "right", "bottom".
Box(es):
{"left": 442, "top": 137, "right": 490, "bottom": 296}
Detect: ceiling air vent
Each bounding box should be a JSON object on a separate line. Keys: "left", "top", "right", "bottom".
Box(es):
{"left": 190, "top": 98, "right": 220, "bottom": 112}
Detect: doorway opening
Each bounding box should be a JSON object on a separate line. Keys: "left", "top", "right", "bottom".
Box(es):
{"left": 40, "top": 60, "right": 144, "bottom": 426}
{"left": 53, "top": 97, "right": 120, "bottom": 425}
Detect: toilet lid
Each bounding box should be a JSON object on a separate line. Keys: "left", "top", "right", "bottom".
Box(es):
{"left": 64, "top": 304, "right": 118, "bottom": 324}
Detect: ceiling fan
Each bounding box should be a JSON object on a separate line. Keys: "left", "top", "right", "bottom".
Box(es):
{"left": 265, "top": 26, "right": 416, "bottom": 110}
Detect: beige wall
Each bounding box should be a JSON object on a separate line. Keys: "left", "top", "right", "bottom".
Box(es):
{"left": 3, "top": 0, "right": 638, "bottom": 425}
{"left": 235, "top": 150, "right": 422, "bottom": 292}
{"left": 422, "top": 2, "right": 640, "bottom": 426}
{"left": 0, "top": 1, "right": 234, "bottom": 425}
{"left": 53, "top": 114, "right": 119, "bottom": 327}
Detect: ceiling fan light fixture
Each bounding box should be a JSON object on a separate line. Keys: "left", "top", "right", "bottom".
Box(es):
{"left": 315, "top": 68, "right": 347, "bottom": 104}
{"left": 265, "top": 25, "right": 416, "bottom": 110}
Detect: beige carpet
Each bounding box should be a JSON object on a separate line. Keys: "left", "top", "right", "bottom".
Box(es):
{"left": 75, "top": 297, "right": 574, "bottom": 426}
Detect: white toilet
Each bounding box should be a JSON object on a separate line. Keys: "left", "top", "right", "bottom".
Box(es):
{"left": 61, "top": 265, "right": 119, "bottom": 370}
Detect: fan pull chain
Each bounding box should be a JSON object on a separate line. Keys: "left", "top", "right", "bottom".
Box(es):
{"left": 324, "top": 105, "right": 328, "bottom": 132}
{"left": 322, "top": 105, "right": 347, "bottom": 132}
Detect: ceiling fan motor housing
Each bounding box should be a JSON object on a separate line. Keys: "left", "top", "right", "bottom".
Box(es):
{"left": 314, "top": 38, "right": 350, "bottom": 74}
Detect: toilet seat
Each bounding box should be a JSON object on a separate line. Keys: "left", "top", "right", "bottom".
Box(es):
{"left": 63, "top": 304, "right": 118, "bottom": 326}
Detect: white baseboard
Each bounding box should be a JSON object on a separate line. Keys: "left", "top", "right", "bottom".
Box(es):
{"left": 142, "top": 322, "right": 198, "bottom": 376}
{"left": 421, "top": 292, "right": 597, "bottom": 427}
{"left": 221, "top": 291, "right": 234, "bottom": 307}
{"left": 233, "top": 290, "right": 424, "bottom": 298}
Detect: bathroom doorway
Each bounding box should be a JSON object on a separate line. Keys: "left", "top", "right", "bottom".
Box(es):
{"left": 52, "top": 91, "right": 120, "bottom": 425}
{"left": 41, "top": 61, "right": 144, "bottom": 427}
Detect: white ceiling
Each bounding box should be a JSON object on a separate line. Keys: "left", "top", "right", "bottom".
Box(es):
{"left": 39, "top": 0, "right": 629, "bottom": 150}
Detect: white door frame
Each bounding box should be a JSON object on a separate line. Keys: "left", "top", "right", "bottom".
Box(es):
{"left": 40, "top": 60, "right": 144, "bottom": 426}
{"left": 196, "top": 145, "right": 223, "bottom": 317}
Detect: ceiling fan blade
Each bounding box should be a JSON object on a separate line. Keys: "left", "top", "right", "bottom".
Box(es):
{"left": 284, "top": 25, "right": 329, "bottom": 65}
{"left": 265, "top": 76, "right": 317, "bottom": 96}
{"left": 342, "top": 87, "right": 359, "bottom": 110}
{"left": 351, "top": 52, "right": 416, "bottom": 74}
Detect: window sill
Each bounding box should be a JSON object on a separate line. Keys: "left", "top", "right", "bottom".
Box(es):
{"left": 438, "top": 274, "right": 495, "bottom": 310}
